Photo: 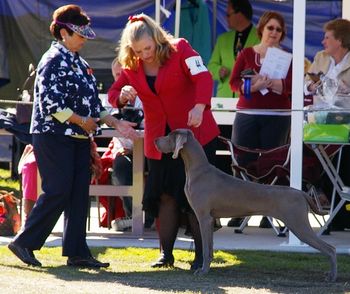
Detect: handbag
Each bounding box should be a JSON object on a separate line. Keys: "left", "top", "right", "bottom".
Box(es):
{"left": 0, "top": 190, "right": 21, "bottom": 236}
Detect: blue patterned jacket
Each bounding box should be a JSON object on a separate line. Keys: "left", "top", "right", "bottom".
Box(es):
{"left": 30, "top": 41, "right": 105, "bottom": 136}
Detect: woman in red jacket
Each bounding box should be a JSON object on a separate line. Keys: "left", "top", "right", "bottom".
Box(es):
{"left": 108, "top": 14, "right": 219, "bottom": 269}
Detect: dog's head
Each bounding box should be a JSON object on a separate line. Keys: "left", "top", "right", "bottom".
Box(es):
{"left": 155, "top": 129, "right": 193, "bottom": 159}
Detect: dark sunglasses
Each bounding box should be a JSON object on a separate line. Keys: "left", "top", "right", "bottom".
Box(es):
{"left": 266, "top": 25, "right": 283, "bottom": 33}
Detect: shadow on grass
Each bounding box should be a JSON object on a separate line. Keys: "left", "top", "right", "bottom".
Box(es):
{"left": 5, "top": 247, "right": 347, "bottom": 294}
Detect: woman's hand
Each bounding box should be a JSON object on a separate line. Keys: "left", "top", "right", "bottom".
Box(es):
{"left": 251, "top": 75, "right": 272, "bottom": 92}
{"left": 102, "top": 114, "right": 139, "bottom": 139}
{"left": 188, "top": 104, "right": 205, "bottom": 128}
{"left": 69, "top": 113, "right": 98, "bottom": 134}
{"left": 112, "top": 119, "right": 139, "bottom": 140}
{"left": 307, "top": 80, "right": 322, "bottom": 94}
{"left": 82, "top": 117, "right": 98, "bottom": 134}
{"left": 120, "top": 85, "right": 138, "bottom": 105}
{"left": 219, "top": 66, "right": 229, "bottom": 80}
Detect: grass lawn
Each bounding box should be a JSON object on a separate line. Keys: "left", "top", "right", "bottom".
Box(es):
{"left": 1, "top": 169, "right": 350, "bottom": 293}
{"left": 1, "top": 246, "right": 350, "bottom": 294}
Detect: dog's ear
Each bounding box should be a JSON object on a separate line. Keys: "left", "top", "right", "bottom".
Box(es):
{"left": 172, "top": 132, "right": 187, "bottom": 159}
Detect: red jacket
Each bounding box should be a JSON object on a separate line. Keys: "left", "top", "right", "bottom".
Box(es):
{"left": 108, "top": 38, "right": 220, "bottom": 159}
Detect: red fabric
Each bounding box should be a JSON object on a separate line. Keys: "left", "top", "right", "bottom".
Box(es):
{"left": 233, "top": 143, "right": 340, "bottom": 186}
{"left": 21, "top": 152, "right": 38, "bottom": 201}
{"left": 108, "top": 38, "right": 220, "bottom": 160}
{"left": 90, "top": 140, "right": 103, "bottom": 180}
{"left": 91, "top": 139, "right": 126, "bottom": 227}
{"left": 229, "top": 47, "right": 292, "bottom": 110}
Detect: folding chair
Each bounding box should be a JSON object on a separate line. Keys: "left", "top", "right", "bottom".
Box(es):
{"left": 219, "top": 136, "right": 290, "bottom": 237}
{"left": 220, "top": 136, "right": 343, "bottom": 236}
{"left": 303, "top": 143, "right": 348, "bottom": 235}
{"left": 289, "top": 144, "right": 334, "bottom": 231}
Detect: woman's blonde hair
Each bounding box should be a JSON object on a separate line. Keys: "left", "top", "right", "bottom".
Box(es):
{"left": 117, "top": 13, "right": 175, "bottom": 70}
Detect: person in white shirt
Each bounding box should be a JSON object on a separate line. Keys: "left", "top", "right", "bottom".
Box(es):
{"left": 304, "top": 18, "right": 350, "bottom": 232}
{"left": 304, "top": 18, "right": 350, "bottom": 99}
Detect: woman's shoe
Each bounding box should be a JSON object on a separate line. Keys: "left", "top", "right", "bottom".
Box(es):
{"left": 8, "top": 242, "right": 42, "bottom": 267}
{"left": 151, "top": 254, "right": 174, "bottom": 268}
{"left": 67, "top": 256, "right": 110, "bottom": 268}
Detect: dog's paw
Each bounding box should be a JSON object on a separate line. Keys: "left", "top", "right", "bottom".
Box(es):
{"left": 193, "top": 269, "right": 205, "bottom": 275}
{"left": 193, "top": 267, "right": 210, "bottom": 275}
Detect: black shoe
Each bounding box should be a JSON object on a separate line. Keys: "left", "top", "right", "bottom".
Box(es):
{"left": 151, "top": 254, "right": 174, "bottom": 268}
{"left": 227, "top": 217, "right": 244, "bottom": 227}
{"left": 259, "top": 217, "right": 272, "bottom": 229}
{"left": 67, "top": 256, "right": 110, "bottom": 268}
{"left": 190, "top": 258, "right": 203, "bottom": 271}
{"left": 8, "top": 242, "right": 42, "bottom": 267}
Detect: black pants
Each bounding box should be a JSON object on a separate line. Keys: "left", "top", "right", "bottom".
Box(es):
{"left": 232, "top": 113, "right": 291, "bottom": 167}
{"left": 14, "top": 134, "right": 92, "bottom": 257}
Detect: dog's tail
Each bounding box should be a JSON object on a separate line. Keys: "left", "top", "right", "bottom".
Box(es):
{"left": 303, "top": 192, "right": 328, "bottom": 215}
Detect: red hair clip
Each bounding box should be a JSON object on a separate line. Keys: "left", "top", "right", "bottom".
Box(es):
{"left": 128, "top": 15, "right": 144, "bottom": 23}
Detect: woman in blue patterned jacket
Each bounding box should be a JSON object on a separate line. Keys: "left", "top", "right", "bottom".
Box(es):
{"left": 8, "top": 4, "right": 138, "bottom": 268}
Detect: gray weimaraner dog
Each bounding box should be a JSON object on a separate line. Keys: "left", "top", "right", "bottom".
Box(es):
{"left": 154, "top": 129, "right": 337, "bottom": 282}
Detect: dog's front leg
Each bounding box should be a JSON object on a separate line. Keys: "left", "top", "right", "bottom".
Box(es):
{"left": 194, "top": 214, "right": 213, "bottom": 275}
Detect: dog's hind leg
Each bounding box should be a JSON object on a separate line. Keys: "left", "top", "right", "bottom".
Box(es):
{"left": 284, "top": 215, "right": 337, "bottom": 282}
{"left": 194, "top": 213, "right": 213, "bottom": 275}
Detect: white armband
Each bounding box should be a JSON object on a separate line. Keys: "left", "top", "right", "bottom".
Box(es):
{"left": 185, "top": 56, "right": 208, "bottom": 76}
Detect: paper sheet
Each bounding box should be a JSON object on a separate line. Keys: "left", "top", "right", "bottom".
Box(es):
{"left": 259, "top": 47, "right": 292, "bottom": 95}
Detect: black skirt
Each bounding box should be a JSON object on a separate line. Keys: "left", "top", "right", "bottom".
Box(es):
{"left": 142, "top": 137, "right": 217, "bottom": 217}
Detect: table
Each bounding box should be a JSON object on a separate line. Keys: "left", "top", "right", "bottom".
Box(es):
{"left": 89, "top": 129, "right": 144, "bottom": 236}
{"left": 305, "top": 142, "right": 350, "bottom": 235}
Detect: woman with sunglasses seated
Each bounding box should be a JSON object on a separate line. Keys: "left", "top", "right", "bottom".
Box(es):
{"left": 229, "top": 11, "right": 292, "bottom": 228}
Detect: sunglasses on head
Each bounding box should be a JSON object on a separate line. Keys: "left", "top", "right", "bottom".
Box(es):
{"left": 266, "top": 25, "right": 282, "bottom": 33}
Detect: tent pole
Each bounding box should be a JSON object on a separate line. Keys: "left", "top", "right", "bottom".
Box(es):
{"left": 212, "top": 0, "right": 217, "bottom": 48}
{"left": 174, "top": 0, "right": 181, "bottom": 37}
{"left": 155, "top": 0, "right": 160, "bottom": 23}
{"left": 286, "top": 0, "right": 306, "bottom": 247}
{"left": 343, "top": 0, "right": 349, "bottom": 19}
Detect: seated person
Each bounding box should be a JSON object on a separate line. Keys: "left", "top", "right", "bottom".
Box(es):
{"left": 304, "top": 19, "right": 350, "bottom": 101}
{"left": 304, "top": 18, "right": 350, "bottom": 231}
{"left": 98, "top": 57, "right": 153, "bottom": 230}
